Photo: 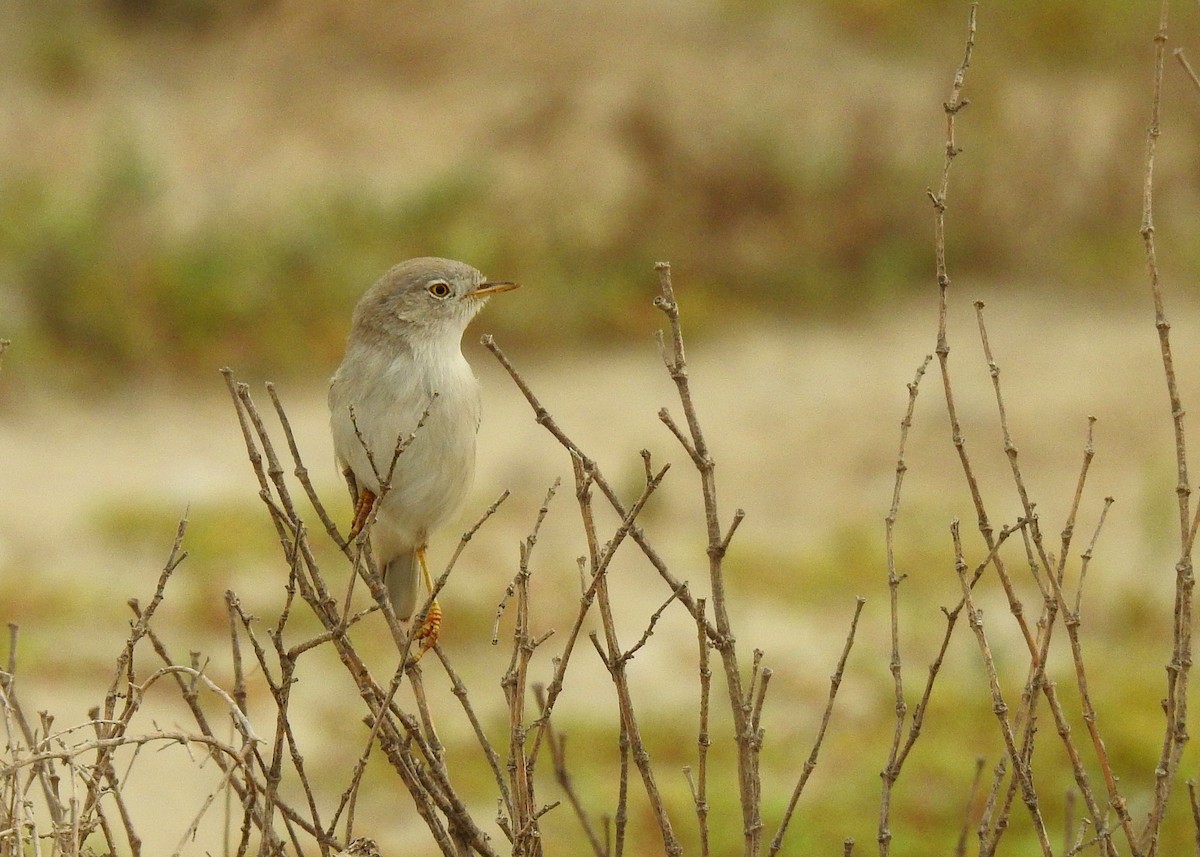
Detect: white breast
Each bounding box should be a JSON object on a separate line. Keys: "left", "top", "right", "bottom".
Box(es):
{"left": 329, "top": 337, "right": 481, "bottom": 548}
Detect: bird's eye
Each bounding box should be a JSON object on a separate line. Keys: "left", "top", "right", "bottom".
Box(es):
{"left": 427, "top": 281, "right": 452, "bottom": 299}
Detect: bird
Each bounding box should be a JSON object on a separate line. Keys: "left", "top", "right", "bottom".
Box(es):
{"left": 328, "top": 257, "right": 517, "bottom": 652}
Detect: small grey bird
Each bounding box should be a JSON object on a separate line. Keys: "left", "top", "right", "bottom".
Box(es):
{"left": 328, "top": 257, "right": 517, "bottom": 646}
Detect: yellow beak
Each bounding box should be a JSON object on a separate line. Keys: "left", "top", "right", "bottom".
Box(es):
{"left": 470, "top": 280, "right": 520, "bottom": 297}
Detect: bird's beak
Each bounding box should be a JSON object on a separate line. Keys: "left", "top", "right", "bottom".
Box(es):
{"left": 470, "top": 280, "right": 520, "bottom": 297}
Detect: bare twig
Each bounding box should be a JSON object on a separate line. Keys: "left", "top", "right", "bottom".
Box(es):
{"left": 954, "top": 758, "right": 986, "bottom": 857}
{"left": 653, "top": 261, "right": 759, "bottom": 854}
{"left": 527, "top": 458, "right": 670, "bottom": 769}
{"left": 691, "top": 597, "right": 712, "bottom": 857}
{"left": 504, "top": 481, "right": 559, "bottom": 854}
{"left": 534, "top": 685, "right": 605, "bottom": 857}
{"left": 951, "top": 521, "right": 1052, "bottom": 855}
{"left": 620, "top": 585, "right": 685, "bottom": 665}
{"left": 974, "top": 305, "right": 1130, "bottom": 855}
{"left": 268, "top": 382, "right": 348, "bottom": 553}
{"left": 1175, "top": 47, "right": 1200, "bottom": 95}
{"left": 574, "top": 453, "right": 683, "bottom": 856}
{"left": 877, "top": 355, "right": 931, "bottom": 854}
{"left": 769, "top": 597, "right": 866, "bottom": 856}
{"left": 81, "top": 516, "right": 189, "bottom": 829}
{"left": 1139, "top": 5, "right": 1196, "bottom": 852}
{"left": 483, "top": 336, "right": 717, "bottom": 645}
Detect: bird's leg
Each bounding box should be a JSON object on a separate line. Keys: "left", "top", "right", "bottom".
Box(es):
{"left": 342, "top": 466, "right": 360, "bottom": 503}
{"left": 348, "top": 488, "right": 377, "bottom": 539}
{"left": 411, "top": 546, "right": 442, "bottom": 659}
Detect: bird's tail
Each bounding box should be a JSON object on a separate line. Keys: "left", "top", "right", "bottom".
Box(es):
{"left": 384, "top": 550, "right": 420, "bottom": 620}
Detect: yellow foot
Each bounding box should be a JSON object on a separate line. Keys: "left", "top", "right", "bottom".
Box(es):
{"left": 411, "top": 600, "right": 443, "bottom": 662}
{"left": 348, "top": 488, "right": 377, "bottom": 539}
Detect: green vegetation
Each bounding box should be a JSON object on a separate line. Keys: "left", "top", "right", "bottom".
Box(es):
{"left": 19, "top": 471, "right": 1189, "bottom": 854}
{"left": 2, "top": 2, "right": 1195, "bottom": 382}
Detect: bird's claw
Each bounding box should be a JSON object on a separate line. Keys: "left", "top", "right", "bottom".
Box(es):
{"left": 348, "top": 488, "right": 377, "bottom": 539}
{"left": 409, "top": 600, "right": 442, "bottom": 663}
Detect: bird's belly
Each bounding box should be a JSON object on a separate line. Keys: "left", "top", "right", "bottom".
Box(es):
{"left": 336, "top": 392, "right": 478, "bottom": 544}
{"left": 375, "top": 413, "right": 477, "bottom": 543}
{"left": 329, "top": 347, "right": 482, "bottom": 548}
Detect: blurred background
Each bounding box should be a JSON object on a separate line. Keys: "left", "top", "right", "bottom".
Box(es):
{"left": 3, "top": 0, "right": 1198, "bottom": 380}
{"left": 3, "top": 1, "right": 1200, "bottom": 854}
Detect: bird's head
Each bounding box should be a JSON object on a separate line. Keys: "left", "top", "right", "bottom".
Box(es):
{"left": 352, "top": 257, "right": 518, "bottom": 345}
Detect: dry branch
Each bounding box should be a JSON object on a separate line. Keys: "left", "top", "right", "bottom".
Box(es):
{"left": 1140, "top": 4, "right": 1196, "bottom": 852}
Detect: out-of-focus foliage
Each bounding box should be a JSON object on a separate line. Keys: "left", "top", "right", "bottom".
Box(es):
{"left": 1, "top": 0, "right": 1198, "bottom": 381}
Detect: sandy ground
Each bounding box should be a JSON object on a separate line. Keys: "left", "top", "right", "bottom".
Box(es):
{"left": 4, "top": 287, "right": 1198, "bottom": 686}
{"left": 2, "top": 289, "right": 1199, "bottom": 852}
{"left": 2, "top": 290, "right": 1192, "bottom": 597}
